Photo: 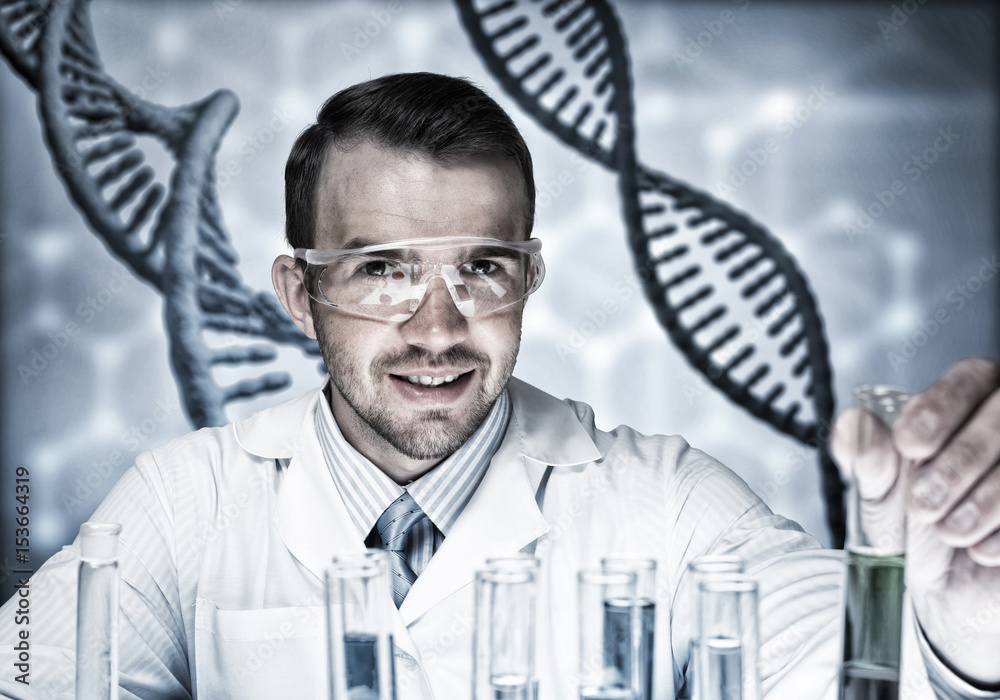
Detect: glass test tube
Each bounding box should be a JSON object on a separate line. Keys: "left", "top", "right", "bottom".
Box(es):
{"left": 76, "top": 522, "right": 122, "bottom": 700}
{"left": 485, "top": 553, "right": 541, "bottom": 573}
{"left": 327, "top": 549, "right": 397, "bottom": 700}
{"left": 578, "top": 569, "right": 638, "bottom": 700}
{"left": 696, "top": 576, "right": 760, "bottom": 700}
{"left": 687, "top": 556, "right": 744, "bottom": 700}
{"left": 473, "top": 563, "right": 539, "bottom": 700}
{"left": 484, "top": 555, "right": 542, "bottom": 700}
{"left": 840, "top": 385, "right": 910, "bottom": 700}
{"left": 601, "top": 556, "right": 656, "bottom": 700}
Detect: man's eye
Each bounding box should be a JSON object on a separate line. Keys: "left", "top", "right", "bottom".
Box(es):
{"left": 465, "top": 259, "right": 498, "bottom": 275}
{"left": 362, "top": 261, "right": 390, "bottom": 276}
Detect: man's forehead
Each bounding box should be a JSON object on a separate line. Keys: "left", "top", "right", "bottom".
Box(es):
{"left": 313, "top": 142, "right": 528, "bottom": 247}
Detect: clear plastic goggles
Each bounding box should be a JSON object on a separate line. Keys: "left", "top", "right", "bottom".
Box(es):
{"left": 294, "top": 236, "right": 545, "bottom": 322}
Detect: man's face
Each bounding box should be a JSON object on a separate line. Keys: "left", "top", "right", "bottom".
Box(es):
{"left": 305, "top": 142, "right": 528, "bottom": 474}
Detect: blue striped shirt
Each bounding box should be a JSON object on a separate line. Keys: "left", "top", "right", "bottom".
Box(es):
{"left": 315, "top": 385, "right": 511, "bottom": 572}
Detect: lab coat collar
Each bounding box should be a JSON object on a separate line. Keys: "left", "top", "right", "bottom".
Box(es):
{"left": 232, "top": 385, "right": 321, "bottom": 459}
{"left": 505, "top": 376, "right": 603, "bottom": 467}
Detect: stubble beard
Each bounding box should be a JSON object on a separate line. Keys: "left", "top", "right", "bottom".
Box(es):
{"left": 315, "top": 313, "right": 520, "bottom": 461}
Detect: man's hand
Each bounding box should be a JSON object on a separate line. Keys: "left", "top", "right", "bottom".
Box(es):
{"left": 832, "top": 358, "right": 1000, "bottom": 686}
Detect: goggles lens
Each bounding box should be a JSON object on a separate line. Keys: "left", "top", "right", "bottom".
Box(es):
{"left": 295, "top": 237, "right": 544, "bottom": 321}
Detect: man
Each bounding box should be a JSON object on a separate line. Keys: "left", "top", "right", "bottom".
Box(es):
{"left": 1, "top": 73, "right": 998, "bottom": 699}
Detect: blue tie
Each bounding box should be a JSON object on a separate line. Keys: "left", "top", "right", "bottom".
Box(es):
{"left": 372, "top": 492, "right": 432, "bottom": 607}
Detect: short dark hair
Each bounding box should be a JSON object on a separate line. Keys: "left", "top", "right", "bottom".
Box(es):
{"left": 284, "top": 72, "right": 535, "bottom": 250}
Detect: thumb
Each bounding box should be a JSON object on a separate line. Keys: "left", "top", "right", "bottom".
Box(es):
{"left": 832, "top": 407, "right": 905, "bottom": 552}
{"left": 831, "top": 407, "right": 900, "bottom": 501}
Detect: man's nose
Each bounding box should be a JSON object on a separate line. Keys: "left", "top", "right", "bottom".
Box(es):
{"left": 398, "top": 275, "right": 469, "bottom": 351}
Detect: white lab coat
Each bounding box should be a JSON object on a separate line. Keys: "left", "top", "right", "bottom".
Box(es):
{"left": 0, "top": 378, "right": 974, "bottom": 699}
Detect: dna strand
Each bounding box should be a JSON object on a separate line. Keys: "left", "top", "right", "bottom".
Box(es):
{"left": 0, "top": 0, "right": 321, "bottom": 428}
{"left": 456, "top": 0, "right": 843, "bottom": 544}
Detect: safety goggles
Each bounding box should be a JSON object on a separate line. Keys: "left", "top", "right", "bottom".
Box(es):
{"left": 294, "top": 236, "right": 545, "bottom": 322}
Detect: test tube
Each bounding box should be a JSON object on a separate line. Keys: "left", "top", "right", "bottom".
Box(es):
{"left": 483, "top": 555, "right": 542, "bottom": 699}
{"left": 485, "top": 553, "right": 541, "bottom": 573}
{"left": 601, "top": 556, "right": 656, "bottom": 700}
{"left": 687, "top": 555, "right": 744, "bottom": 699}
{"left": 578, "top": 568, "right": 638, "bottom": 700}
{"left": 473, "top": 564, "right": 538, "bottom": 700}
{"left": 327, "top": 550, "right": 396, "bottom": 700}
{"left": 76, "top": 522, "right": 122, "bottom": 700}
{"left": 696, "top": 576, "right": 759, "bottom": 700}
{"left": 840, "top": 385, "right": 910, "bottom": 700}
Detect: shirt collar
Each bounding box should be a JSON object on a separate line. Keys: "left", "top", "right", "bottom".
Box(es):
{"left": 314, "top": 385, "right": 511, "bottom": 541}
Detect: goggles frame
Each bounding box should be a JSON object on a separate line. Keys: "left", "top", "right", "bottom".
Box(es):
{"left": 293, "top": 236, "right": 545, "bottom": 321}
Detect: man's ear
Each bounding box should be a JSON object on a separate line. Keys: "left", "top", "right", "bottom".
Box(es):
{"left": 272, "top": 255, "right": 317, "bottom": 339}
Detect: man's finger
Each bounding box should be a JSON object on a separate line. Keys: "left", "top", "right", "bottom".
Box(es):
{"left": 970, "top": 528, "right": 1000, "bottom": 567}
{"left": 895, "top": 357, "right": 999, "bottom": 462}
{"left": 907, "top": 388, "right": 1000, "bottom": 523}
{"left": 933, "top": 464, "right": 1000, "bottom": 549}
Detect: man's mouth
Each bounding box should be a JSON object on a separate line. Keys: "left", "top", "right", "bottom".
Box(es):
{"left": 388, "top": 369, "right": 475, "bottom": 389}
{"left": 402, "top": 373, "right": 464, "bottom": 387}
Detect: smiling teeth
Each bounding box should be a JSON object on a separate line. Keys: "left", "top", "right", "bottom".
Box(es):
{"left": 406, "top": 374, "right": 460, "bottom": 386}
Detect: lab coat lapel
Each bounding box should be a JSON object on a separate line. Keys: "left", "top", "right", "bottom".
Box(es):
{"left": 398, "top": 439, "right": 548, "bottom": 624}
{"left": 232, "top": 386, "right": 365, "bottom": 582}
{"left": 271, "top": 405, "right": 424, "bottom": 659}
{"left": 398, "top": 377, "right": 603, "bottom": 625}
{"left": 274, "top": 411, "right": 364, "bottom": 580}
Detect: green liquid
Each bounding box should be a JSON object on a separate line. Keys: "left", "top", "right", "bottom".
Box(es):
{"left": 840, "top": 549, "right": 905, "bottom": 700}
{"left": 841, "top": 664, "right": 900, "bottom": 700}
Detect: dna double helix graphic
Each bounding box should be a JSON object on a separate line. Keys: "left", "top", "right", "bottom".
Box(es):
{"left": 0, "top": 0, "right": 842, "bottom": 542}
{"left": 456, "top": 0, "right": 842, "bottom": 543}
{"left": 0, "top": 0, "right": 321, "bottom": 428}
